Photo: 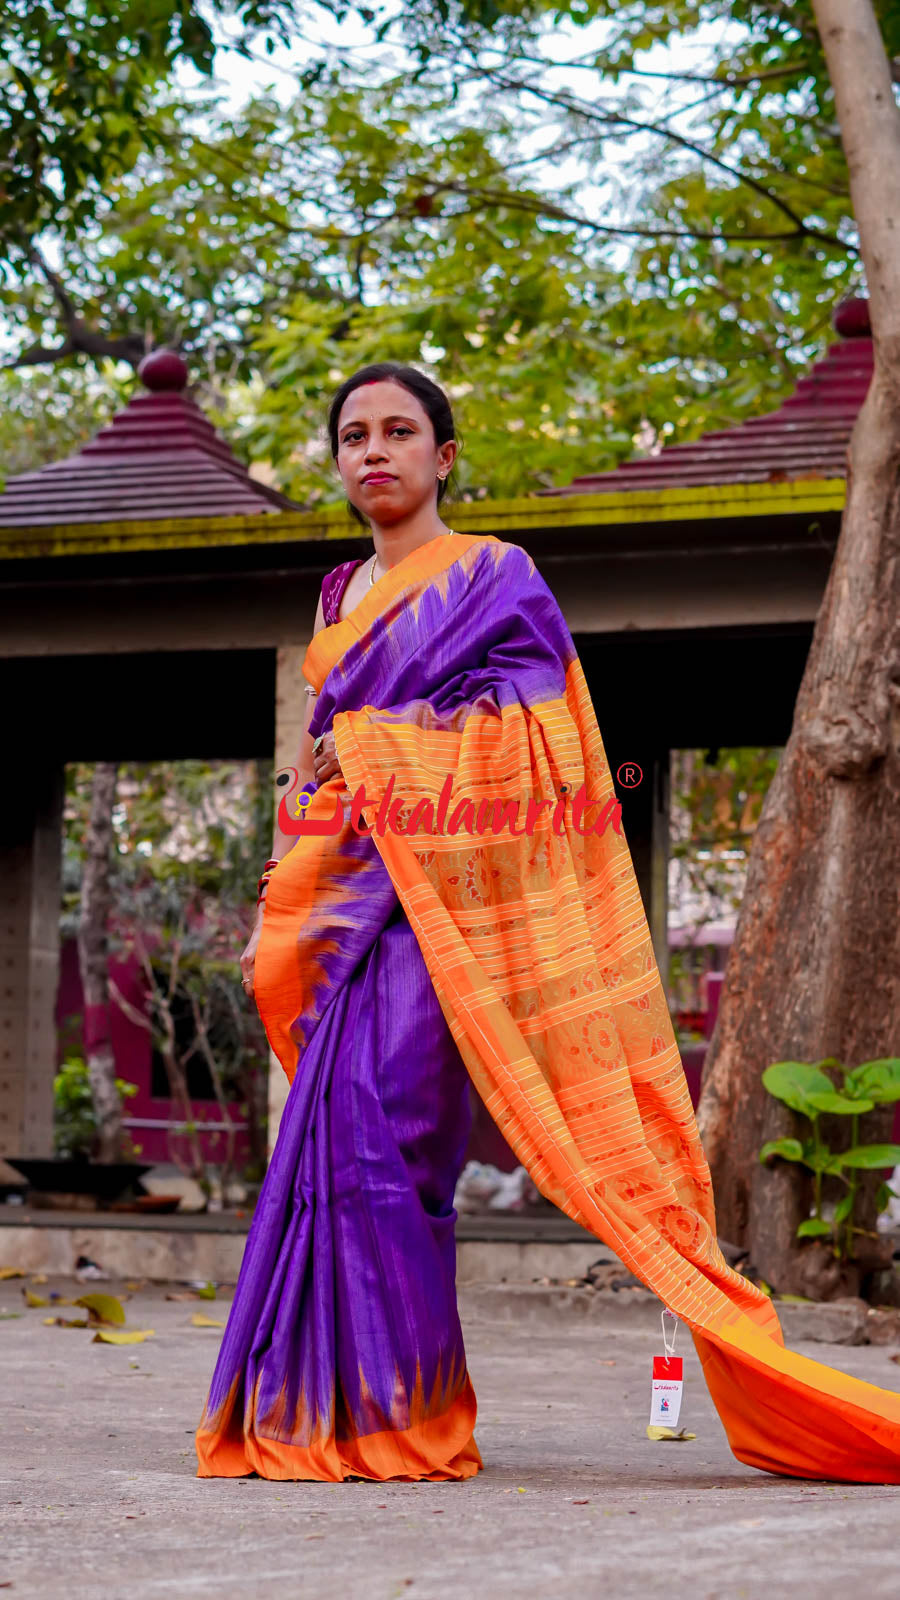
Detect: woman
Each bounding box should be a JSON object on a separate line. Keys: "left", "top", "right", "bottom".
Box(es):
{"left": 197, "top": 362, "right": 900, "bottom": 1485}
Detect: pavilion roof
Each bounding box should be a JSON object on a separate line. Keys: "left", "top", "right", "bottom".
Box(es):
{"left": 0, "top": 349, "right": 298, "bottom": 528}
{"left": 545, "top": 297, "right": 873, "bottom": 497}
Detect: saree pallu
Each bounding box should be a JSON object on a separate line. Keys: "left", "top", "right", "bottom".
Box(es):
{"left": 197, "top": 531, "right": 900, "bottom": 1484}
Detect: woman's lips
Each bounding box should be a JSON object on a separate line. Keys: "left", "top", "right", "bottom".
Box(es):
{"left": 361, "top": 473, "right": 396, "bottom": 485}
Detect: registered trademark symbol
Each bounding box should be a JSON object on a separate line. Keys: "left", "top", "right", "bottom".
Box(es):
{"left": 616, "top": 762, "right": 643, "bottom": 788}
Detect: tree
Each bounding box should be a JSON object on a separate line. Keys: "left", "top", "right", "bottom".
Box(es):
{"left": 1, "top": 2, "right": 869, "bottom": 493}
{"left": 697, "top": 0, "right": 900, "bottom": 1298}
{"left": 76, "top": 762, "right": 122, "bottom": 1162}
{"left": 62, "top": 759, "right": 274, "bottom": 1189}
{"left": 0, "top": 363, "right": 131, "bottom": 477}
{"left": 668, "top": 745, "right": 781, "bottom": 947}
{"left": 0, "top": 0, "right": 536, "bottom": 246}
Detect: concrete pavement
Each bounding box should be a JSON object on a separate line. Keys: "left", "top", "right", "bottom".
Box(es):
{"left": 3, "top": 1281, "right": 900, "bottom": 1599}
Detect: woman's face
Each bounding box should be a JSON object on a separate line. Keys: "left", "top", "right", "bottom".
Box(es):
{"left": 334, "top": 379, "right": 456, "bottom": 524}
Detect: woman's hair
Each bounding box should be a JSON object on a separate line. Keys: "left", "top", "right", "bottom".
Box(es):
{"left": 327, "top": 361, "right": 457, "bottom": 527}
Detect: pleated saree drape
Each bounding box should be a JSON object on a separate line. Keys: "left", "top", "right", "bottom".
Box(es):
{"left": 197, "top": 531, "right": 900, "bottom": 1484}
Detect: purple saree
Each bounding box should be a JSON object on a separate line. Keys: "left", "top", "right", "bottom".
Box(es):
{"left": 195, "top": 551, "right": 481, "bottom": 1481}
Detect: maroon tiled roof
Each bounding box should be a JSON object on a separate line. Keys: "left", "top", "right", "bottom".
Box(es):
{"left": 544, "top": 297, "right": 873, "bottom": 497}
{"left": 0, "top": 349, "right": 298, "bottom": 527}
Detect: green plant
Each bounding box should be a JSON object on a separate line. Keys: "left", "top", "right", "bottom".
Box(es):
{"left": 53, "top": 1053, "right": 139, "bottom": 1160}
{"left": 760, "top": 1058, "right": 900, "bottom": 1261}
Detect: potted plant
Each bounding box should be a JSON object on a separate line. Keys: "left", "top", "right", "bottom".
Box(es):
{"left": 7, "top": 1053, "right": 150, "bottom": 1207}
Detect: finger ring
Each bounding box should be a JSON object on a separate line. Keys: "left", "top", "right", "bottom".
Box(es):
{"left": 312, "top": 734, "right": 324, "bottom": 754}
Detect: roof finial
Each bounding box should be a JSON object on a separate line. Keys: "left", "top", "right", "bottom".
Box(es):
{"left": 138, "top": 347, "right": 189, "bottom": 392}
{"left": 832, "top": 297, "right": 870, "bottom": 339}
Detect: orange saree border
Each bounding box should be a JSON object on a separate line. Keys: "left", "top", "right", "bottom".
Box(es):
{"left": 196, "top": 1376, "right": 482, "bottom": 1482}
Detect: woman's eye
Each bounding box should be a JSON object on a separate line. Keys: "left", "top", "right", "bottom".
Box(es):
{"left": 391, "top": 427, "right": 412, "bottom": 437}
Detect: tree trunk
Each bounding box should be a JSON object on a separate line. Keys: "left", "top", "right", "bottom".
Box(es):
{"left": 77, "top": 763, "right": 122, "bottom": 1163}
{"left": 697, "top": 0, "right": 900, "bottom": 1295}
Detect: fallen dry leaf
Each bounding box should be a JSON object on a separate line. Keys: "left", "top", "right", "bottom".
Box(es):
{"left": 23, "top": 1290, "right": 49, "bottom": 1308}
{"left": 190, "top": 1313, "right": 224, "bottom": 1328}
{"left": 43, "top": 1317, "right": 89, "bottom": 1328}
{"left": 92, "top": 1328, "right": 155, "bottom": 1345}
{"left": 0, "top": 1268, "right": 24, "bottom": 1280}
{"left": 646, "top": 1424, "right": 697, "bottom": 1442}
{"left": 75, "top": 1293, "right": 126, "bottom": 1327}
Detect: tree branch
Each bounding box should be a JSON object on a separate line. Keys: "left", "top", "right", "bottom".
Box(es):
{"left": 477, "top": 44, "right": 813, "bottom": 89}
{"left": 407, "top": 179, "right": 855, "bottom": 250}
{"left": 108, "top": 976, "right": 154, "bottom": 1035}
{"left": 6, "top": 239, "right": 147, "bottom": 370}
{"left": 480, "top": 70, "right": 847, "bottom": 249}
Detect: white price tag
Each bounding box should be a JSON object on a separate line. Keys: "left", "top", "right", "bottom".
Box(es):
{"left": 650, "top": 1309, "right": 684, "bottom": 1428}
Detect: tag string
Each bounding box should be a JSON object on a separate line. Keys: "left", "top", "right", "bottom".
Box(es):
{"left": 661, "top": 1307, "right": 678, "bottom": 1363}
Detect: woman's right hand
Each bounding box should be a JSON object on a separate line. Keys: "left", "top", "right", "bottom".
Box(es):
{"left": 240, "top": 902, "right": 266, "bottom": 1001}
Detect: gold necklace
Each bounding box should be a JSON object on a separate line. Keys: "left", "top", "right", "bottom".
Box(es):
{"left": 369, "top": 529, "right": 456, "bottom": 587}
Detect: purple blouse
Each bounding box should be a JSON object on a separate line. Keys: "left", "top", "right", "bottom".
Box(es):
{"left": 320, "top": 559, "right": 364, "bottom": 626}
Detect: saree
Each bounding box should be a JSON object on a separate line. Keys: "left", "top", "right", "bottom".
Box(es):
{"left": 197, "top": 530, "right": 900, "bottom": 1484}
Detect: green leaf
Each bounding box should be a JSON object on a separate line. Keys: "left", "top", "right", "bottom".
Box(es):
{"left": 806, "top": 1148, "right": 845, "bottom": 1175}
{"left": 797, "top": 1218, "right": 833, "bottom": 1238}
{"left": 806, "top": 1091, "right": 874, "bottom": 1116}
{"left": 840, "top": 1145, "right": 900, "bottom": 1170}
{"left": 833, "top": 1194, "right": 854, "bottom": 1224}
{"left": 844, "top": 1059, "right": 900, "bottom": 1105}
{"left": 759, "top": 1137, "right": 805, "bottom": 1164}
{"left": 761, "top": 1061, "right": 836, "bottom": 1117}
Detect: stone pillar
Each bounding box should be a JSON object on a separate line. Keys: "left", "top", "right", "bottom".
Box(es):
{"left": 266, "top": 644, "right": 312, "bottom": 1156}
{"left": 0, "top": 761, "right": 65, "bottom": 1157}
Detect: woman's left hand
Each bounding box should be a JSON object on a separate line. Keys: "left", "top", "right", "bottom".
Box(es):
{"left": 313, "top": 730, "right": 345, "bottom": 789}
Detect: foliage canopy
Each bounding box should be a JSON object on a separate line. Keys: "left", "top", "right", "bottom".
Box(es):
{"left": 3, "top": 0, "right": 892, "bottom": 496}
